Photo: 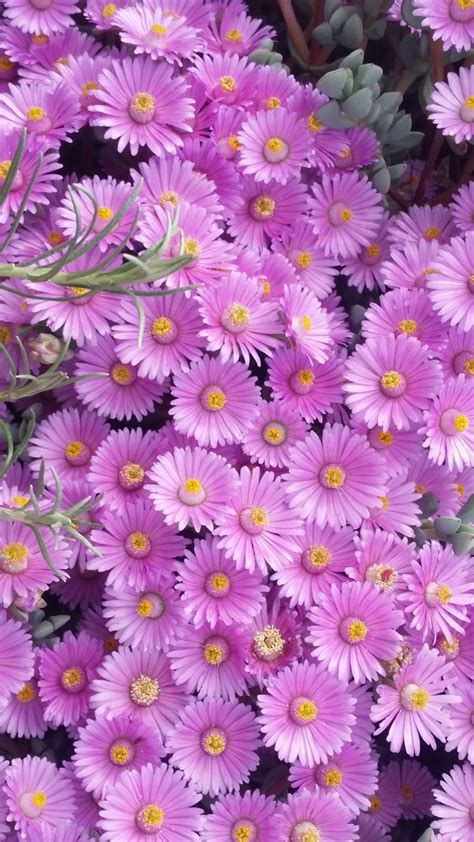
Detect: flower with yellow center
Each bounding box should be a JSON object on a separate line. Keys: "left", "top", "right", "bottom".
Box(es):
{"left": 252, "top": 195, "right": 275, "bottom": 218}
{"left": 369, "top": 795, "right": 381, "bottom": 812}
{"left": 102, "top": 2, "right": 116, "bottom": 16}
{"left": 453, "top": 413, "right": 469, "bottom": 432}
{"left": 81, "top": 81, "right": 98, "bottom": 96}
{"left": 437, "top": 584, "right": 452, "bottom": 604}
{"left": 366, "top": 243, "right": 380, "bottom": 258}
{"left": 0, "top": 325, "right": 11, "bottom": 344}
{"left": 439, "top": 635, "right": 459, "bottom": 657}
{"left": 296, "top": 251, "right": 312, "bottom": 268}
{"left": 424, "top": 226, "right": 440, "bottom": 240}
{"left": 455, "top": 482, "right": 464, "bottom": 496}
{"left": 184, "top": 478, "right": 202, "bottom": 494}
{"left": 463, "top": 358, "right": 474, "bottom": 375}
{"left": 300, "top": 315, "right": 312, "bottom": 331}
{"left": 228, "top": 135, "right": 240, "bottom": 151}
{"left": 346, "top": 619, "right": 368, "bottom": 643}
{"left": 129, "top": 674, "right": 159, "bottom": 706}
{"left": 128, "top": 531, "right": 150, "bottom": 553}
{"left": 262, "top": 423, "right": 286, "bottom": 445}
{"left": 225, "top": 28, "right": 242, "bottom": 41}
{"left": 294, "top": 699, "right": 317, "bottom": 722}
{"left": 265, "top": 137, "right": 283, "bottom": 153}
{"left": 31, "top": 792, "right": 47, "bottom": 809}
{"left": 323, "top": 466, "right": 345, "bottom": 489}
{"left": 184, "top": 237, "right": 200, "bottom": 257}
{"left": 250, "top": 507, "right": 267, "bottom": 527}
{"left": 137, "top": 597, "right": 153, "bottom": 617}
{"left": 208, "top": 572, "right": 229, "bottom": 592}
{"left": 136, "top": 804, "right": 165, "bottom": 830}
{"left": 398, "top": 319, "right": 417, "bottom": 335}
{"left": 10, "top": 495, "right": 29, "bottom": 508}
{"left": 378, "top": 495, "right": 390, "bottom": 510}
{"left": 253, "top": 625, "right": 284, "bottom": 660}
{"left": 151, "top": 316, "right": 173, "bottom": 337}
{"left": 401, "top": 683, "right": 429, "bottom": 710}
{"left": 266, "top": 96, "right": 281, "bottom": 109}
{"left": 16, "top": 682, "right": 35, "bottom": 703}
{"left": 339, "top": 208, "right": 352, "bottom": 222}
{"left": 401, "top": 784, "right": 413, "bottom": 801}
{"left": 150, "top": 23, "right": 167, "bottom": 34}
{"left": 159, "top": 190, "right": 178, "bottom": 207}
{"left": 377, "top": 430, "right": 394, "bottom": 446}
{"left": 109, "top": 744, "right": 130, "bottom": 764}
{"left": 322, "top": 768, "right": 342, "bottom": 787}
{"left": 202, "top": 731, "right": 226, "bottom": 755}
{"left": 32, "top": 34, "right": 49, "bottom": 44}
{"left": 66, "top": 286, "right": 89, "bottom": 297}
{"left": 297, "top": 369, "right": 314, "bottom": 386}
{"left": 219, "top": 75, "right": 236, "bottom": 92}
{"left": 233, "top": 825, "right": 253, "bottom": 842}
{"left": 226, "top": 303, "right": 249, "bottom": 326}
{"left": 307, "top": 115, "right": 323, "bottom": 132}
{"left": 203, "top": 642, "right": 224, "bottom": 665}
{"left": 206, "top": 390, "right": 226, "bottom": 411}
{"left": 97, "top": 205, "right": 112, "bottom": 220}
{"left": 0, "top": 160, "right": 11, "bottom": 181}
{"left": 307, "top": 545, "right": 331, "bottom": 568}
{"left": 129, "top": 92, "right": 155, "bottom": 120}
{"left": 47, "top": 230, "right": 63, "bottom": 245}
{"left": 464, "top": 95, "right": 474, "bottom": 109}
{"left": 380, "top": 370, "right": 402, "bottom": 390}
{"left": 1, "top": 541, "right": 28, "bottom": 570}
{"left": 26, "top": 106, "right": 44, "bottom": 121}
{"left": 61, "top": 667, "right": 83, "bottom": 689}
{"left": 120, "top": 462, "right": 145, "bottom": 488}
{"left": 0, "top": 56, "right": 13, "bottom": 71}
{"left": 111, "top": 364, "right": 132, "bottom": 385}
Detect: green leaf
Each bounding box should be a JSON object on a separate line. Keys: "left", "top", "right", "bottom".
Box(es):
{"left": 339, "top": 13, "right": 364, "bottom": 48}
{"left": 316, "top": 100, "right": 355, "bottom": 128}
{"left": 401, "top": 0, "right": 424, "bottom": 28}
{"left": 341, "top": 88, "right": 374, "bottom": 121}
{"left": 312, "top": 23, "right": 335, "bottom": 46}
{"left": 339, "top": 49, "right": 365, "bottom": 72}
{"left": 355, "top": 63, "right": 383, "bottom": 88}
{"left": 317, "top": 68, "right": 352, "bottom": 99}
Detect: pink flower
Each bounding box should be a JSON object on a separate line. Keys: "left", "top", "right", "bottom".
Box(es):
{"left": 0, "top": 612, "right": 34, "bottom": 707}
{"left": 3, "top": 0, "right": 79, "bottom": 35}
{"left": 280, "top": 284, "right": 332, "bottom": 364}
{"left": 450, "top": 180, "right": 474, "bottom": 233}
{"left": 237, "top": 107, "right": 311, "bottom": 183}
{"left": 362, "top": 287, "right": 446, "bottom": 353}
{"left": 428, "top": 66, "right": 474, "bottom": 143}
{"left": 439, "top": 327, "right": 474, "bottom": 380}
{"left": 134, "top": 154, "right": 222, "bottom": 218}
{"left": 272, "top": 218, "right": 338, "bottom": 299}
{"left": 102, "top": 574, "right": 184, "bottom": 652}
{"left": 445, "top": 678, "right": 474, "bottom": 762}
{"left": 346, "top": 528, "right": 416, "bottom": 599}
{"left": 246, "top": 597, "right": 302, "bottom": 686}
{"left": 114, "top": 5, "right": 201, "bottom": 64}
{"left": 87, "top": 428, "right": 158, "bottom": 514}
{"left": 413, "top": 0, "right": 474, "bottom": 50}
{"left": 429, "top": 233, "right": 474, "bottom": 332}
{"left": 284, "top": 423, "right": 387, "bottom": 528}
{"left": 431, "top": 764, "right": 474, "bottom": 841}
{"left": 166, "top": 698, "right": 260, "bottom": 797}
{"left": 388, "top": 204, "right": 456, "bottom": 246}
{"left": 0, "top": 521, "right": 70, "bottom": 608}
{"left": 38, "top": 631, "right": 103, "bottom": 727}
{"left": 421, "top": 374, "right": 474, "bottom": 470}
{"left": 381, "top": 239, "right": 440, "bottom": 290}
{"left": 0, "top": 131, "right": 60, "bottom": 224}
{"left": 227, "top": 174, "right": 309, "bottom": 251}
{"left": 267, "top": 348, "right": 344, "bottom": 423}
{"left": 352, "top": 421, "right": 422, "bottom": 477}
{"left": 5, "top": 756, "right": 75, "bottom": 838}
{"left": 383, "top": 758, "right": 436, "bottom": 820}
{"left": 361, "top": 472, "right": 421, "bottom": 538}
{"left": 0, "top": 659, "right": 46, "bottom": 739}
{"left": 191, "top": 52, "right": 255, "bottom": 107}
{"left": 242, "top": 399, "right": 309, "bottom": 469}
{"left": 202, "top": 790, "right": 275, "bottom": 842}
{"left": 205, "top": 5, "right": 275, "bottom": 57}
{"left": 310, "top": 172, "right": 384, "bottom": 259}
{"left": 275, "top": 789, "right": 358, "bottom": 842}
{"left": 0, "top": 79, "right": 80, "bottom": 146}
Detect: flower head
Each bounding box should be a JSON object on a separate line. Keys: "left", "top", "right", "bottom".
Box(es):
{"left": 310, "top": 172, "right": 384, "bottom": 259}
{"left": 5, "top": 756, "right": 75, "bottom": 838}
{"left": 38, "top": 631, "right": 103, "bottom": 727}
{"left": 428, "top": 66, "right": 474, "bottom": 143}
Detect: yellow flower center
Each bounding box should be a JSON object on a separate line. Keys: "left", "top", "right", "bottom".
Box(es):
{"left": 300, "top": 315, "right": 312, "bottom": 331}
{"left": 253, "top": 625, "right": 284, "bottom": 658}
{"left": 440, "top": 636, "right": 459, "bottom": 655}
{"left": 97, "top": 205, "right": 112, "bottom": 220}
{"left": 151, "top": 316, "right": 173, "bottom": 337}
{"left": 453, "top": 413, "right": 469, "bottom": 432}
{"left": 184, "top": 478, "right": 202, "bottom": 494}
{"left": 31, "top": 34, "right": 49, "bottom": 44}
{"left": 297, "top": 369, "right": 314, "bottom": 386}
{"left": 401, "top": 785, "right": 413, "bottom": 800}
{"left": 219, "top": 75, "right": 236, "bottom": 92}
{"left": 203, "top": 643, "right": 224, "bottom": 665}
{"left": 296, "top": 251, "right": 312, "bottom": 268}
{"left": 379, "top": 495, "right": 390, "bottom": 510}
{"left": 184, "top": 237, "right": 200, "bottom": 257}
{"left": 102, "top": 2, "right": 116, "bottom": 15}
{"left": 129, "top": 531, "right": 149, "bottom": 552}
{"left": 424, "top": 226, "right": 440, "bottom": 240}
{"left": 0, "top": 56, "right": 13, "bottom": 71}
{"left": 366, "top": 243, "right": 380, "bottom": 257}
{"left": 411, "top": 688, "right": 429, "bottom": 708}
{"left": 347, "top": 619, "right": 368, "bottom": 642}
{"left": 463, "top": 358, "right": 474, "bottom": 375}
{"left": 322, "top": 769, "right": 342, "bottom": 787}
{"left": 137, "top": 597, "right": 153, "bottom": 617}
{"left": 0, "top": 160, "right": 11, "bottom": 180}
{"left": 307, "top": 115, "right": 323, "bottom": 132}
{"left": 263, "top": 425, "right": 284, "bottom": 444}
{"left": 67, "top": 286, "right": 88, "bottom": 297}
{"left": 61, "top": 668, "right": 82, "bottom": 688}
{"left": 1, "top": 542, "right": 28, "bottom": 566}
{"left": 250, "top": 506, "right": 267, "bottom": 526}
{"left": 130, "top": 92, "right": 155, "bottom": 113}
{"left": 308, "top": 545, "right": 331, "bottom": 567}
{"left": 16, "top": 682, "right": 35, "bottom": 703}
{"left": 233, "top": 827, "right": 252, "bottom": 842}
{"left": 295, "top": 699, "right": 317, "bottom": 721}
{"left": 380, "top": 370, "right": 401, "bottom": 390}
{"left": 324, "top": 466, "right": 345, "bottom": 488}
{"left": 110, "top": 744, "right": 130, "bottom": 764}
{"left": 227, "top": 303, "right": 249, "bottom": 325}
{"left": 111, "top": 364, "right": 132, "bottom": 385}
{"left": 225, "top": 28, "right": 242, "bottom": 41}
{"left": 47, "top": 230, "right": 63, "bottom": 245}
{"left": 150, "top": 23, "right": 167, "bottom": 34}
{"left": 159, "top": 190, "right": 178, "bottom": 207}
{"left": 31, "top": 792, "right": 47, "bottom": 809}
{"left": 139, "top": 805, "right": 165, "bottom": 829}
{"left": 228, "top": 135, "right": 240, "bottom": 150}
{"left": 455, "top": 482, "right": 464, "bottom": 496}
{"left": 26, "top": 106, "right": 44, "bottom": 121}
{"left": 265, "top": 137, "right": 283, "bottom": 153}
{"left": 206, "top": 390, "right": 225, "bottom": 410}
{"left": 369, "top": 796, "right": 381, "bottom": 812}
{"left": 377, "top": 430, "right": 394, "bottom": 446}
{"left": 209, "top": 573, "right": 229, "bottom": 591}
{"left": 266, "top": 96, "right": 281, "bottom": 109}
{"left": 81, "top": 81, "right": 98, "bottom": 95}
{"left": 0, "top": 325, "right": 11, "bottom": 344}
{"left": 464, "top": 95, "right": 474, "bottom": 108}
{"left": 415, "top": 484, "right": 426, "bottom": 495}
{"left": 130, "top": 675, "right": 159, "bottom": 706}
{"left": 339, "top": 208, "right": 352, "bottom": 222}
{"left": 11, "top": 495, "right": 29, "bottom": 507}
{"left": 121, "top": 463, "right": 144, "bottom": 484}
{"left": 437, "top": 584, "right": 452, "bottom": 603}
{"left": 398, "top": 319, "right": 417, "bottom": 334}
{"left": 253, "top": 196, "right": 275, "bottom": 218}
{"left": 203, "top": 731, "right": 226, "bottom": 755}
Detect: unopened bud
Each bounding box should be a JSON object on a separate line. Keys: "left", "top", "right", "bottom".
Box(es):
{"left": 29, "top": 333, "right": 65, "bottom": 365}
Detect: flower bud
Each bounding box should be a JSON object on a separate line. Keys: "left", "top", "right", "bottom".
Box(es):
{"left": 28, "top": 333, "right": 63, "bottom": 365}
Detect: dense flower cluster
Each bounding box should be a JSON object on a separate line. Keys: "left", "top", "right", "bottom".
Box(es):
{"left": 0, "top": 0, "right": 473, "bottom": 840}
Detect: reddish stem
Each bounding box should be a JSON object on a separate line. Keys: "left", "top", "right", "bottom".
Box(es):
{"left": 277, "top": 0, "right": 310, "bottom": 64}
{"left": 413, "top": 130, "right": 444, "bottom": 205}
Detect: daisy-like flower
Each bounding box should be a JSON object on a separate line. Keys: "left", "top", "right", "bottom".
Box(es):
{"left": 98, "top": 762, "right": 203, "bottom": 842}
{"left": 58, "top": 52, "right": 111, "bottom": 122}
{"left": 451, "top": 180, "right": 474, "bottom": 233}
{"left": 112, "top": 292, "right": 205, "bottom": 383}
{"left": 170, "top": 356, "right": 260, "bottom": 449}
{"left": 178, "top": 136, "right": 241, "bottom": 208}
{"left": 280, "top": 284, "right": 332, "bottom": 364}
{"left": 191, "top": 52, "right": 254, "bottom": 107}
{"left": 202, "top": 790, "right": 276, "bottom": 842}
{"left": 0, "top": 658, "right": 46, "bottom": 739}
{"left": 346, "top": 528, "right": 416, "bottom": 598}
{"left": 0, "top": 611, "right": 34, "bottom": 706}
{"left": 401, "top": 542, "right": 474, "bottom": 643}
{"left": 89, "top": 500, "right": 185, "bottom": 590}
{"left": 272, "top": 219, "right": 338, "bottom": 299}
{"left": 429, "top": 233, "right": 474, "bottom": 332}
{"left": 381, "top": 239, "right": 440, "bottom": 290}
{"left": 20, "top": 28, "right": 101, "bottom": 84}
{"left": 446, "top": 679, "right": 474, "bottom": 762}
{"left": 90, "top": 56, "right": 194, "bottom": 156}
{"left": 371, "top": 643, "right": 460, "bottom": 755}
{"left": 237, "top": 108, "right": 310, "bottom": 183}
{"left": 353, "top": 421, "right": 422, "bottom": 477}
{"left": 428, "top": 66, "right": 474, "bottom": 143}
{"left": 289, "top": 743, "right": 379, "bottom": 817}
{"left": 242, "top": 400, "right": 309, "bottom": 470}
{"left": 388, "top": 204, "right": 456, "bottom": 246}
{"left": 364, "top": 765, "right": 403, "bottom": 829}
{"left": 146, "top": 446, "right": 238, "bottom": 532}
{"left": 413, "top": 0, "right": 474, "bottom": 51}
{"left": 284, "top": 423, "right": 387, "bottom": 528}
{"left": 87, "top": 428, "right": 158, "bottom": 515}
{"left": 134, "top": 153, "right": 221, "bottom": 218}
{"left": 310, "top": 172, "right": 384, "bottom": 259}
{"left": 267, "top": 348, "right": 344, "bottom": 423}
{"left": 0, "top": 80, "right": 80, "bottom": 147}
{"left": 3, "top": 0, "right": 79, "bottom": 35}
{"left": 38, "top": 631, "right": 103, "bottom": 728}
{"left": 343, "top": 334, "right": 442, "bottom": 430}
{"left": 421, "top": 374, "right": 474, "bottom": 470}
{"left": 362, "top": 288, "right": 446, "bottom": 353}
{"left": 168, "top": 620, "right": 249, "bottom": 701}
{"left": 5, "top": 756, "right": 75, "bottom": 838}
{"left": 198, "top": 271, "right": 281, "bottom": 365}
{"left": 166, "top": 698, "right": 260, "bottom": 797}
{"left": 176, "top": 533, "right": 267, "bottom": 628}
{"left": 245, "top": 596, "right": 301, "bottom": 685}
{"left": 227, "top": 174, "right": 309, "bottom": 251}
{"left": 74, "top": 334, "right": 166, "bottom": 422}
{"left": 407, "top": 451, "right": 459, "bottom": 515}
{"left": 0, "top": 132, "right": 60, "bottom": 224}
{"left": 361, "top": 471, "right": 421, "bottom": 538}
{"left": 73, "top": 715, "right": 164, "bottom": 799}
{"left": 431, "top": 764, "right": 474, "bottom": 842}
{"left": 205, "top": 5, "right": 275, "bottom": 56}
{"left": 328, "top": 126, "right": 379, "bottom": 174}
{"left": 57, "top": 175, "right": 138, "bottom": 252}
{"left": 356, "top": 814, "right": 390, "bottom": 841}
{"left": 342, "top": 214, "right": 391, "bottom": 293}
{"left": 91, "top": 648, "right": 188, "bottom": 739}
{"left": 215, "top": 466, "right": 304, "bottom": 574}
{"left": 275, "top": 790, "right": 357, "bottom": 842}
{"left": 433, "top": 615, "right": 474, "bottom": 681}
{"left": 383, "top": 758, "right": 436, "bottom": 820}
{"left": 102, "top": 574, "right": 184, "bottom": 651}
{"left": 0, "top": 522, "right": 70, "bottom": 607}
{"left": 274, "top": 522, "right": 354, "bottom": 609}
{"left": 114, "top": 5, "right": 201, "bottom": 64}
{"left": 439, "top": 327, "right": 474, "bottom": 380}
{"left": 308, "top": 581, "right": 403, "bottom": 684}
{"left": 257, "top": 660, "right": 355, "bottom": 766}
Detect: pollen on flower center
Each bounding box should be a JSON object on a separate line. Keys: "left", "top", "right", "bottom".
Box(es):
{"left": 0, "top": 541, "right": 29, "bottom": 573}
{"left": 47, "top": 230, "right": 63, "bottom": 245}
{"left": 81, "top": 81, "right": 98, "bottom": 95}
{"left": 221, "top": 303, "right": 250, "bottom": 334}
{"left": 102, "top": 2, "right": 116, "bottom": 16}
{"left": 264, "top": 136, "right": 289, "bottom": 163}
{"left": 305, "top": 545, "right": 331, "bottom": 570}
{"left": 26, "top": 106, "right": 44, "bottom": 121}
{"left": 425, "top": 581, "right": 453, "bottom": 605}
{"left": 369, "top": 796, "right": 381, "bottom": 812}
{"left": 150, "top": 23, "right": 167, "bottom": 34}
{"left": 178, "top": 477, "right": 206, "bottom": 506}
{"left": 342, "top": 617, "right": 368, "bottom": 643}
{"left": 125, "top": 530, "right": 151, "bottom": 558}
{"left": 439, "top": 635, "right": 459, "bottom": 658}
{"left": 291, "top": 696, "right": 318, "bottom": 723}
{"left": 151, "top": 316, "right": 177, "bottom": 344}
{"left": 111, "top": 363, "right": 133, "bottom": 385}
{"left": 380, "top": 369, "right": 407, "bottom": 397}
{"left": 219, "top": 75, "right": 236, "bottom": 92}
{"left": 0, "top": 56, "right": 13, "bottom": 71}
{"left": 0, "top": 160, "right": 11, "bottom": 180}
{"left": 11, "top": 495, "right": 29, "bottom": 507}
{"left": 239, "top": 506, "right": 268, "bottom": 535}
{"left": 137, "top": 597, "right": 153, "bottom": 617}
{"left": 225, "top": 28, "right": 242, "bottom": 41}
{"left": 16, "top": 682, "right": 35, "bottom": 703}
{"left": 159, "top": 190, "right": 178, "bottom": 207}
{"left": 203, "top": 638, "right": 228, "bottom": 665}
{"left": 31, "top": 33, "right": 49, "bottom": 44}
{"left": 454, "top": 413, "right": 469, "bottom": 431}
{"left": 61, "top": 666, "right": 86, "bottom": 693}
{"left": 227, "top": 134, "right": 240, "bottom": 151}
{"left": 184, "top": 237, "right": 200, "bottom": 257}
{"left": 398, "top": 319, "right": 417, "bottom": 334}
{"left": 262, "top": 421, "right": 287, "bottom": 446}
{"left": 464, "top": 95, "right": 474, "bottom": 108}
{"left": 320, "top": 464, "right": 346, "bottom": 489}
{"left": 401, "top": 683, "right": 429, "bottom": 710}
{"left": 202, "top": 729, "right": 227, "bottom": 755}
{"left": 366, "top": 243, "right": 381, "bottom": 257}
{"left": 253, "top": 625, "right": 284, "bottom": 661}
{"left": 290, "top": 822, "right": 321, "bottom": 842}
{"left": 129, "top": 674, "right": 159, "bottom": 706}
{"left": 296, "top": 251, "right": 312, "bottom": 268}
{"left": 128, "top": 92, "right": 155, "bottom": 124}
{"left": 424, "top": 226, "right": 440, "bottom": 240}
{"left": 207, "top": 571, "right": 230, "bottom": 595}
{"left": 401, "top": 784, "right": 413, "bottom": 802}
{"left": 118, "top": 462, "right": 145, "bottom": 490}
{"left": 300, "top": 315, "right": 312, "bottom": 331}
{"left": 251, "top": 195, "right": 275, "bottom": 219}
{"left": 204, "top": 389, "right": 226, "bottom": 411}
{"left": 266, "top": 96, "right": 281, "bottom": 109}
{"left": 31, "top": 791, "right": 47, "bottom": 809}
{"left": 109, "top": 742, "right": 132, "bottom": 765}
{"left": 136, "top": 804, "right": 165, "bottom": 832}
{"left": 339, "top": 208, "right": 352, "bottom": 222}
{"left": 377, "top": 430, "right": 394, "bottom": 446}
{"left": 97, "top": 205, "right": 113, "bottom": 220}
{"left": 366, "top": 563, "right": 397, "bottom": 591}
{"left": 232, "top": 822, "right": 256, "bottom": 842}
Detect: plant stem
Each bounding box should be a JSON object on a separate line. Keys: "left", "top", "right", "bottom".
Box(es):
{"left": 277, "top": 0, "right": 310, "bottom": 63}
{"left": 413, "top": 130, "right": 444, "bottom": 204}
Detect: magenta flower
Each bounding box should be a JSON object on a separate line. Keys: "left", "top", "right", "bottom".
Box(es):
{"left": 287, "top": 82, "right": 348, "bottom": 169}
{"left": 146, "top": 446, "right": 238, "bottom": 532}
{"left": 242, "top": 399, "right": 309, "bottom": 469}
{"left": 0, "top": 521, "right": 70, "bottom": 607}
{"left": 365, "top": 765, "right": 403, "bottom": 829}
{"left": 428, "top": 66, "right": 474, "bottom": 143}
{"left": 381, "top": 239, "right": 440, "bottom": 290}
{"left": 20, "top": 29, "right": 101, "bottom": 84}
{"left": 431, "top": 764, "right": 474, "bottom": 841}
{"left": 191, "top": 52, "right": 255, "bottom": 107}
{"left": 307, "top": 581, "right": 404, "bottom": 683}
{"left": 361, "top": 472, "right": 421, "bottom": 538}
{"left": 445, "top": 678, "right": 474, "bottom": 762}
{"left": 310, "top": 171, "right": 384, "bottom": 259}
{"left": 406, "top": 451, "right": 458, "bottom": 516}
{"left": 356, "top": 814, "right": 390, "bottom": 841}
{"left": 0, "top": 79, "right": 80, "bottom": 146}
{"left": 257, "top": 660, "right": 355, "bottom": 766}
{"left": 274, "top": 522, "right": 354, "bottom": 608}
{"left": 227, "top": 174, "right": 309, "bottom": 251}
{"left": 215, "top": 465, "right": 304, "bottom": 574}
{"left": 170, "top": 356, "right": 260, "bottom": 448}
{"left": 343, "top": 334, "right": 442, "bottom": 430}
{"left": 103, "top": 574, "right": 184, "bottom": 652}
{"left": 451, "top": 180, "right": 474, "bottom": 233}
{"left": 38, "top": 631, "right": 103, "bottom": 728}
{"left": 275, "top": 789, "right": 358, "bottom": 842}
{"left": 342, "top": 213, "right": 391, "bottom": 293}
{"left": 328, "top": 126, "right": 380, "bottom": 174}
{"left": 246, "top": 597, "right": 302, "bottom": 686}
{"left": 362, "top": 287, "right": 446, "bottom": 352}
{"left": 176, "top": 533, "right": 267, "bottom": 628}
{"left": 383, "top": 758, "right": 436, "bottom": 820}
{"left": 89, "top": 500, "right": 185, "bottom": 589}
{"left": 421, "top": 374, "right": 474, "bottom": 470}
{"left": 439, "top": 326, "right": 474, "bottom": 380}
{"left": 267, "top": 348, "right": 344, "bottom": 423}
{"left": 284, "top": 423, "right": 387, "bottom": 528}
{"left": 205, "top": 5, "right": 275, "bottom": 57}
{"left": 90, "top": 56, "right": 194, "bottom": 156}
{"left": 401, "top": 541, "right": 474, "bottom": 643}
{"left": 414, "top": 0, "right": 474, "bottom": 50}
{"left": 371, "top": 644, "right": 460, "bottom": 755}
{"left": 202, "top": 790, "right": 275, "bottom": 842}
{"left": 388, "top": 203, "right": 456, "bottom": 246}
{"left": 353, "top": 421, "right": 422, "bottom": 477}
{"left": 90, "top": 648, "right": 188, "bottom": 739}
{"left": 114, "top": 5, "right": 201, "bottom": 64}
{"left": 178, "top": 136, "right": 241, "bottom": 207}
{"left": 98, "top": 762, "right": 203, "bottom": 841}
{"left": 289, "top": 743, "right": 379, "bottom": 817}
{"left": 347, "top": 528, "right": 416, "bottom": 598}
{"left": 3, "top": 0, "right": 79, "bottom": 35}
{"left": 0, "top": 131, "right": 60, "bottom": 224}
{"left": 134, "top": 153, "right": 222, "bottom": 218}
{"left": 237, "top": 107, "right": 310, "bottom": 183}
{"left": 0, "top": 659, "right": 46, "bottom": 739}
{"left": 57, "top": 175, "right": 138, "bottom": 252}
{"left": 58, "top": 53, "right": 111, "bottom": 122}
{"left": 73, "top": 715, "right": 163, "bottom": 799}
{"left": 167, "top": 697, "right": 260, "bottom": 797}
{"left": 429, "top": 233, "right": 474, "bottom": 332}
{"left": 168, "top": 620, "right": 249, "bottom": 701}
{"left": 87, "top": 428, "right": 158, "bottom": 514}
{"left": 5, "top": 756, "right": 75, "bottom": 837}
{"left": 280, "top": 283, "right": 332, "bottom": 364}
{"left": 272, "top": 218, "right": 338, "bottom": 299}
{"left": 0, "top": 612, "right": 34, "bottom": 706}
